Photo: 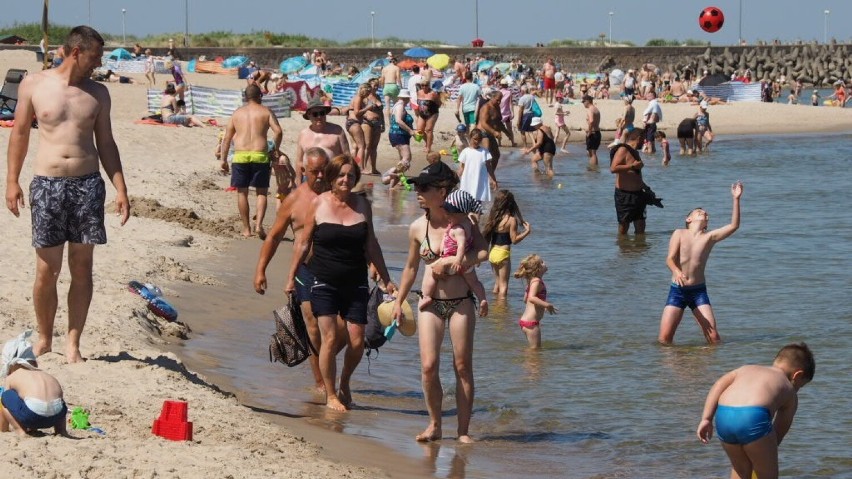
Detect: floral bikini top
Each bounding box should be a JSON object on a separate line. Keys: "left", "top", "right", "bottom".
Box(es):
{"left": 419, "top": 219, "right": 439, "bottom": 263}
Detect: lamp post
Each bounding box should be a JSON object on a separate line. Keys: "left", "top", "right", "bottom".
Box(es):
{"left": 474, "top": 0, "right": 479, "bottom": 39}
{"left": 184, "top": 0, "right": 189, "bottom": 47}
{"left": 824, "top": 10, "right": 830, "bottom": 44}
{"left": 121, "top": 8, "right": 126, "bottom": 46}
{"left": 608, "top": 11, "right": 614, "bottom": 47}
{"left": 738, "top": 0, "right": 743, "bottom": 45}
{"left": 371, "top": 11, "right": 375, "bottom": 48}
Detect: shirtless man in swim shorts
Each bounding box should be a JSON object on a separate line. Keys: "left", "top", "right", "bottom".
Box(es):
{"left": 609, "top": 127, "right": 646, "bottom": 235}
{"left": 542, "top": 58, "right": 556, "bottom": 106}
{"left": 254, "top": 148, "right": 330, "bottom": 393}
{"left": 582, "top": 95, "right": 601, "bottom": 167}
{"left": 658, "top": 182, "right": 743, "bottom": 345}
{"left": 220, "top": 84, "right": 283, "bottom": 239}
{"left": 5, "top": 26, "right": 130, "bottom": 363}
{"left": 294, "top": 97, "right": 349, "bottom": 184}
{"left": 380, "top": 58, "right": 402, "bottom": 122}
{"left": 475, "top": 90, "right": 508, "bottom": 168}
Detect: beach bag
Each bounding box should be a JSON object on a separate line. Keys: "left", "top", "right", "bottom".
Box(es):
{"left": 269, "top": 293, "right": 315, "bottom": 367}
{"left": 530, "top": 98, "right": 543, "bottom": 117}
{"left": 364, "top": 285, "right": 387, "bottom": 356}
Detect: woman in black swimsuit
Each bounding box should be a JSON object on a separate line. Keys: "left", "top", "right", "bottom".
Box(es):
{"left": 286, "top": 154, "right": 396, "bottom": 412}
{"left": 361, "top": 79, "right": 384, "bottom": 175}
{"left": 346, "top": 85, "right": 370, "bottom": 168}
{"left": 415, "top": 79, "right": 441, "bottom": 154}
{"left": 392, "top": 161, "right": 488, "bottom": 443}
{"left": 524, "top": 117, "right": 556, "bottom": 176}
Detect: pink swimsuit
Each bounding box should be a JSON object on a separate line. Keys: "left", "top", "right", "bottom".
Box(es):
{"left": 519, "top": 280, "right": 547, "bottom": 329}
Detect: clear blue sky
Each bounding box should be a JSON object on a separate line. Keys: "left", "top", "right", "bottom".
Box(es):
{"left": 6, "top": 0, "right": 850, "bottom": 46}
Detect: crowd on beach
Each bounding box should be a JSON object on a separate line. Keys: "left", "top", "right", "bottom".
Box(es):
{"left": 3, "top": 26, "right": 829, "bottom": 479}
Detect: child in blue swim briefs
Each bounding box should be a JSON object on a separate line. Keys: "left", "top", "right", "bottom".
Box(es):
{"left": 697, "top": 343, "right": 815, "bottom": 479}
{"left": 1, "top": 356, "right": 69, "bottom": 437}
{"left": 658, "top": 181, "right": 743, "bottom": 345}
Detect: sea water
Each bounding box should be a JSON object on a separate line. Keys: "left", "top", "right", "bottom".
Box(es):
{"left": 175, "top": 133, "right": 852, "bottom": 478}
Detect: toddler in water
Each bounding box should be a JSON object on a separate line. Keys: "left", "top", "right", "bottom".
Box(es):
{"left": 697, "top": 343, "right": 814, "bottom": 479}
{"left": 656, "top": 130, "right": 671, "bottom": 166}
{"left": 418, "top": 190, "right": 488, "bottom": 317}
{"left": 553, "top": 104, "right": 571, "bottom": 153}
{"left": 514, "top": 254, "right": 557, "bottom": 349}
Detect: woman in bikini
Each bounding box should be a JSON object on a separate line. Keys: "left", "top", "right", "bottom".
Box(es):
{"left": 361, "top": 79, "right": 384, "bottom": 175}
{"left": 415, "top": 78, "right": 442, "bottom": 154}
{"left": 346, "top": 84, "right": 370, "bottom": 167}
{"left": 392, "top": 161, "right": 488, "bottom": 444}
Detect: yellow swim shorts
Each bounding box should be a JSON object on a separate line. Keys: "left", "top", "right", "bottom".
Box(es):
{"left": 232, "top": 151, "right": 269, "bottom": 164}
{"left": 488, "top": 245, "right": 511, "bottom": 265}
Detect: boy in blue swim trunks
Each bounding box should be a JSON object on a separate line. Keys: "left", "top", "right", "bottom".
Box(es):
{"left": 697, "top": 343, "right": 815, "bottom": 479}
{"left": 1, "top": 347, "right": 69, "bottom": 437}
{"left": 658, "top": 181, "right": 743, "bottom": 344}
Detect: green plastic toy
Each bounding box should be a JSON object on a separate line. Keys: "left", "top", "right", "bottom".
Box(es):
{"left": 70, "top": 407, "right": 90, "bottom": 430}
{"left": 450, "top": 145, "right": 459, "bottom": 163}
{"left": 400, "top": 173, "right": 412, "bottom": 191}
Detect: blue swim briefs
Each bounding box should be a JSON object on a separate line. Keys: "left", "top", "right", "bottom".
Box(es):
{"left": 714, "top": 405, "right": 773, "bottom": 445}
{"left": 665, "top": 283, "right": 711, "bottom": 310}
{"left": 1, "top": 389, "right": 67, "bottom": 431}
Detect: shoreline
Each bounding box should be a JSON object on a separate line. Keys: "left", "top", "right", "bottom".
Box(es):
{"left": 1, "top": 47, "right": 851, "bottom": 477}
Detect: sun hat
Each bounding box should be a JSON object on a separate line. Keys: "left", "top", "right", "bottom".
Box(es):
{"left": 500, "top": 77, "right": 510, "bottom": 86}
{"left": 376, "top": 300, "right": 416, "bottom": 336}
{"left": 700, "top": 100, "right": 709, "bottom": 109}
{"left": 1, "top": 330, "right": 38, "bottom": 379}
{"left": 443, "top": 190, "right": 483, "bottom": 215}
{"left": 456, "top": 123, "right": 468, "bottom": 133}
{"left": 397, "top": 88, "right": 411, "bottom": 98}
{"left": 530, "top": 117, "right": 543, "bottom": 127}
{"left": 302, "top": 96, "right": 332, "bottom": 120}
{"left": 406, "top": 161, "right": 456, "bottom": 186}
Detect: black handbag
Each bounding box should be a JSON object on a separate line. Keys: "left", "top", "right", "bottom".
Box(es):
{"left": 269, "top": 293, "right": 316, "bottom": 367}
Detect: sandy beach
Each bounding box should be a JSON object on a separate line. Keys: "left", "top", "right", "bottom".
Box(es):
{"left": 1, "top": 47, "right": 851, "bottom": 477}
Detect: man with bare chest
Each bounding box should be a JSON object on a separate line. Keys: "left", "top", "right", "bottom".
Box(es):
{"left": 475, "top": 90, "right": 507, "bottom": 167}
{"left": 294, "top": 98, "right": 349, "bottom": 184}
{"left": 609, "top": 128, "right": 646, "bottom": 235}
{"left": 5, "top": 26, "right": 130, "bottom": 363}
{"left": 380, "top": 58, "right": 401, "bottom": 122}
{"left": 254, "top": 149, "right": 330, "bottom": 392}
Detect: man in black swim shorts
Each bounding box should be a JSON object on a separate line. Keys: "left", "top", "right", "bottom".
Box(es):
{"left": 5, "top": 26, "right": 130, "bottom": 363}
{"left": 609, "top": 127, "right": 647, "bottom": 235}
{"left": 582, "top": 95, "right": 602, "bottom": 166}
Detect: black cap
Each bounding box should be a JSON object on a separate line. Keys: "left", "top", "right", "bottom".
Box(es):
{"left": 406, "top": 161, "right": 456, "bottom": 186}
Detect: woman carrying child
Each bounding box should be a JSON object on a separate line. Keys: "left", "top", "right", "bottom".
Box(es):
{"left": 514, "top": 254, "right": 558, "bottom": 349}
{"left": 482, "top": 190, "right": 530, "bottom": 297}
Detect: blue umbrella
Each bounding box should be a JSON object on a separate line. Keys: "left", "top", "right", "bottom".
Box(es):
{"left": 279, "top": 56, "right": 308, "bottom": 74}
{"left": 404, "top": 47, "right": 434, "bottom": 58}
{"left": 476, "top": 60, "right": 495, "bottom": 72}
{"left": 108, "top": 48, "right": 132, "bottom": 60}
{"left": 369, "top": 58, "right": 390, "bottom": 70}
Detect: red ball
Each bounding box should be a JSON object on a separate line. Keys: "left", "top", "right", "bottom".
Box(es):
{"left": 698, "top": 6, "right": 725, "bottom": 33}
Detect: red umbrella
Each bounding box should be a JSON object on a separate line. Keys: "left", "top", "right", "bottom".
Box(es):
{"left": 397, "top": 59, "right": 425, "bottom": 70}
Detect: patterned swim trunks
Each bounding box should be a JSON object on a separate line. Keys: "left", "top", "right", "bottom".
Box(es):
{"left": 29, "top": 172, "right": 107, "bottom": 248}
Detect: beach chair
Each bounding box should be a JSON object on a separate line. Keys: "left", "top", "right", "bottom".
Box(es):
{"left": 0, "top": 68, "right": 28, "bottom": 114}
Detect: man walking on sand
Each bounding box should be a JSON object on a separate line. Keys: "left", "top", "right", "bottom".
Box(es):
{"left": 380, "top": 57, "right": 402, "bottom": 123}
{"left": 254, "top": 148, "right": 330, "bottom": 393}
{"left": 5, "top": 26, "right": 130, "bottom": 363}
{"left": 220, "top": 84, "right": 283, "bottom": 239}
{"left": 294, "top": 97, "right": 349, "bottom": 184}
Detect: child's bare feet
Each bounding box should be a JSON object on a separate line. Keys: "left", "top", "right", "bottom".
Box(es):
{"left": 478, "top": 300, "right": 488, "bottom": 317}
{"left": 418, "top": 295, "right": 433, "bottom": 312}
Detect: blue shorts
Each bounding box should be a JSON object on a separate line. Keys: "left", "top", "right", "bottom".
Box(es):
{"left": 389, "top": 132, "right": 410, "bottom": 147}
{"left": 30, "top": 172, "right": 106, "bottom": 248}
{"left": 715, "top": 405, "right": 773, "bottom": 445}
{"left": 294, "top": 263, "right": 314, "bottom": 304}
{"left": 1, "top": 389, "right": 67, "bottom": 431}
{"left": 309, "top": 278, "right": 369, "bottom": 325}
{"left": 665, "top": 283, "right": 711, "bottom": 310}
{"left": 230, "top": 162, "right": 271, "bottom": 189}
{"left": 463, "top": 111, "right": 477, "bottom": 126}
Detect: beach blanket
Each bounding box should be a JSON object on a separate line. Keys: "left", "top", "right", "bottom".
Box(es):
{"left": 134, "top": 119, "right": 177, "bottom": 127}
{"left": 146, "top": 86, "right": 291, "bottom": 118}
{"left": 193, "top": 61, "right": 239, "bottom": 75}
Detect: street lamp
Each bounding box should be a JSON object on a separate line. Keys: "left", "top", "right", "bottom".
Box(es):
{"left": 738, "top": 0, "right": 743, "bottom": 45}
{"left": 608, "top": 11, "right": 614, "bottom": 47}
{"left": 824, "top": 10, "right": 830, "bottom": 44}
{"left": 184, "top": 0, "right": 189, "bottom": 47}
{"left": 371, "top": 11, "right": 375, "bottom": 48}
{"left": 474, "top": 0, "right": 479, "bottom": 39}
{"left": 121, "top": 9, "right": 126, "bottom": 46}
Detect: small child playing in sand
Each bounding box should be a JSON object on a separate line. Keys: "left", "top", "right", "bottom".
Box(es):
{"left": 1, "top": 337, "right": 68, "bottom": 437}
{"left": 553, "top": 104, "right": 571, "bottom": 152}
{"left": 381, "top": 160, "right": 411, "bottom": 189}
{"left": 656, "top": 130, "right": 671, "bottom": 166}
{"left": 697, "top": 342, "right": 815, "bottom": 479}
{"left": 513, "top": 254, "right": 557, "bottom": 349}
{"left": 418, "top": 190, "right": 488, "bottom": 317}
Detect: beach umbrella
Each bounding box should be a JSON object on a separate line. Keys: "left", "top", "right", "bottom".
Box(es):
{"left": 279, "top": 56, "right": 308, "bottom": 74}
{"left": 494, "top": 62, "right": 512, "bottom": 73}
{"left": 404, "top": 47, "right": 434, "bottom": 58}
{"left": 369, "top": 58, "right": 389, "bottom": 70}
{"left": 397, "top": 59, "right": 424, "bottom": 70}
{"left": 475, "top": 60, "right": 495, "bottom": 72}
{"left": 108, "top": 48, "right": 132, "bottom": 60}
{"left": 426, "top": 53, "right": 450, "bottom": 70}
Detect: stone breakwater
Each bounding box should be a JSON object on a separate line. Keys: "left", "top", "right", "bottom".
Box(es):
{"left": 5, "top": 43, "right": 849, "bottom": 85}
